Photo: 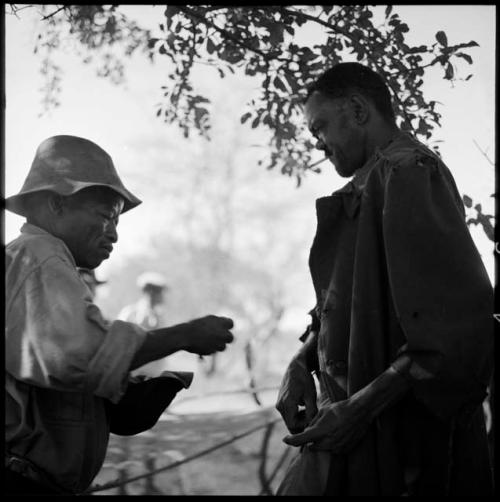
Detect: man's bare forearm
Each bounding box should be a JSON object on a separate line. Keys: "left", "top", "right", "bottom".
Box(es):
{"left": 349, "top": 355, "right": 412, "bottom": 421}
{"left": 129, "top": 324, "right": 189, "bottom": 370}
{"left": 129, "top": 315, "right": 234, "bottom": 371}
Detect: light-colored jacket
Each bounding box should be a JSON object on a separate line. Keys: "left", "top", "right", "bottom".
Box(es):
{"left": 5, "top": 223, "right": 146, "bottom": 493}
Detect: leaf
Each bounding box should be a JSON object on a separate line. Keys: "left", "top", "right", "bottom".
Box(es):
{"left": 268, "top": 23, "right": 284, "bottom": 46}
{"left": 465, "top": 74, "right": 473, "bottom": 81}
{"left": 456, "top": 52, "right": 473, "bottom": 64}
{"left": 251, "top": 116, "right": 260, "bottom": 129}
{"left": 147, "top": 38, "right": 159, "bottom": 49}
{"left": 207, "top": 37, "right": 216, "bottom": 55}
{"left": 435, "top": 30, "right": 448, "bottom": 47}
{"left": 444, "top": 63, "right": 454, "bottom": 80}
{"left": 240, "top": 112, "right": 251, "bottom": 124}
{"left": 385, "top": 5, "right": 393, "bottom": 18}
{"left": 274, "top": 75, "right": 287, "bottom": 93}
{"left": 462, "top": 194, "right": 473, "bottom": 208}
{"left": 164, "top": 5, "right": 179, "bottom": 19}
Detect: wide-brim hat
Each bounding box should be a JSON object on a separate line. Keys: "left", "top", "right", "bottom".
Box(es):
{"left": 5, "top": 135, "right": 142, "bottom": 217}
{"left": 137, "top": 271, "right": 168, "bottom": 290}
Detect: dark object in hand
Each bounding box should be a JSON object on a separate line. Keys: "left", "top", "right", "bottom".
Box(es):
{"left": 106, "top": 371, "right": 193, "bottom": 436}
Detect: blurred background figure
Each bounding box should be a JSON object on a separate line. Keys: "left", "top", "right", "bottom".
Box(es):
{"left": 78, "top": 268, "right": 107, "bottom": 301}
{"left": 119, "top": 271, "right": 168, "bottom": 330}
{"left": 118, "top": 271, "right": 169, "bottom": 376}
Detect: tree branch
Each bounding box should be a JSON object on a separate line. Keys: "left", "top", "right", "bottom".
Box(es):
{"left": 277, "top": 6, "right": 414, "bottom": 132}
{"left": 177, "top": 5, "right": 270, "bottom": 60}
{"left": 41, "top": 5, "right": 66, "bottom": 21}
{"left": 6, "top": 4, "right": 35, "bottom": 17}
{"left": 473, "top": 139, "right": 495, "bottom": 166}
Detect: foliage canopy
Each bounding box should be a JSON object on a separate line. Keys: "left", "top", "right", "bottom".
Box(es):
{"left": 8, "top": 4, "right": 481, "bottom": 182}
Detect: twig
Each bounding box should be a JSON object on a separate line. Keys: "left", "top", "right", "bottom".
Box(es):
{"left": 258, "top": 446, "right": 293, "bottom": 495}
{"left": 170, "top": 384, "right": 279, "bottom": 404}
{"left": 84, "top": 415, "right": 281, "bottom": 494}
{"left": 41, "top": 5, "right": 66, "bottom": 21}
{"left": 6, "top": 4, "right": 35, "bottom": 17}
{"left": 178, "top": 5, "right": 269, "bottom": 60}
{"left": 258, "top": 422, "right": 276, "bottom": 495}
{"left": 473, "top": 139, "right": 495, "bottom": 166}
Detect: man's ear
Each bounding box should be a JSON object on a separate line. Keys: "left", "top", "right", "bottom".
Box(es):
{"left": 47, "top": 193, "right": 66, "bottom": 216}
{"left": 349, "top": 94, "right": 370, "bottom": 125}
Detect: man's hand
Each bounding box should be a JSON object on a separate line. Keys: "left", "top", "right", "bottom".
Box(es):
{"left": 282, "top": 398, "right": 371, "bottom": 454}
{"left": 184, "top": 315, "right": 234, "bottom": 355}
{"left": 276, "top": 357, "right": 318, "bottom": 434}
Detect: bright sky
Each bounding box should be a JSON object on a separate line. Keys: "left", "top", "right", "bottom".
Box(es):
{"left": 4, "top": 4, "right": 495, "bottom": 291}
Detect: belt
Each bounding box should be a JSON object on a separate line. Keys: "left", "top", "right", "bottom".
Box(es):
{"left": 5, "top": 453, "right": 73, "bottom": 495}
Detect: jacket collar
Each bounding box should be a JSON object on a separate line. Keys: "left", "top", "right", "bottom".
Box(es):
{"left": 320, "top": 131, "right": 408, "bottom": 219}
{"left": 20, "top": 222, "right": 77, "bottom": 268}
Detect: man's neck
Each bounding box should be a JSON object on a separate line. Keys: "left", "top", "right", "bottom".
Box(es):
{"left": 365, "top": 121, "right": 400, "bottom": 157}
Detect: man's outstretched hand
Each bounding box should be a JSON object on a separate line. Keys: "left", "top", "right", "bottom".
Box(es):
{"left": 184, "top": 315, "right": 234, "bottom": 355}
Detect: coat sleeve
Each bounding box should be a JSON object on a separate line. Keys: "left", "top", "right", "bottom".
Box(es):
{"left": 382, "top": 152, "right": 493, "bottom": 420}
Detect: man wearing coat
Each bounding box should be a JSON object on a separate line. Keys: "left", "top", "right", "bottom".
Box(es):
{"left": 275, "top": 63, "right": 493, "bottom": 496}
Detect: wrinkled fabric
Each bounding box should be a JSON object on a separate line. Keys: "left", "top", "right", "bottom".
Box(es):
{"left": 107, "top": 370, "right": 193, "bottom": 436}
{"left": 280, "top": 133, "right": 493, "bottom": 496}
{"left": 5, "top": 223, "right": 147, "bottom": 494}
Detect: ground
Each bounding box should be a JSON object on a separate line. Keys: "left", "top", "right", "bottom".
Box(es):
{"left": 90, "top": 388, "right": 293, "bottom": 496}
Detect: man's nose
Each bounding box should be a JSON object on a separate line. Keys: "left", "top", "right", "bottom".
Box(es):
{"left": 105, "top": 221, "right": 118, "bottom": 243}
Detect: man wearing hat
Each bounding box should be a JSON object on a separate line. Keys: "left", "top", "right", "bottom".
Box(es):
{"left": 119, "top": 271, "right": 169, "bottom": 331}
{"left": 119, "top": 271, "right": 170, "bottom": 377}
{"left": 5, "top": 135, "right": 235, "bottom": 495}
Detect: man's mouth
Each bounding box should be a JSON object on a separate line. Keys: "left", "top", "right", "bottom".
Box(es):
{"left": 100, "top": 244, "right": 113, "bottom": 255}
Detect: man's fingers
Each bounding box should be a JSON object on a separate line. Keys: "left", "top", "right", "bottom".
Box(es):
{"left": 308, "top": 438, "right": 339, "bottom": 452}
{"left": 216, "top": 316, "right": 234, "bottom": 329}
{"left": 283, "top": 425, "right": 323, "bottom": 447}
{"left": 223, "top": 331, "right": 234, "bottom": 343}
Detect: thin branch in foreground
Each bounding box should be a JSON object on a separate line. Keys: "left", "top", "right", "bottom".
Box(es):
{"left": 41, "top": 5, "right": 66, "bottom": 21}
{"left": 473, "top": 139, "right": 495, "bottom": 166}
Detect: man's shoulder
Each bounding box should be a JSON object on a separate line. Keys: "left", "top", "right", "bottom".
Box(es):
{"left": 7, "top": 230, "right": 61, "bottom": 266}
{"left": 6, "top": 230, "right": 73, "bottom": 284}
{"left": 380, "top": 133, "right": 442, "bottom": 171}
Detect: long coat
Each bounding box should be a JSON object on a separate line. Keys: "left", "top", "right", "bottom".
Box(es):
{"left": 279, "top": 133, "right": 493, "bottom": 496}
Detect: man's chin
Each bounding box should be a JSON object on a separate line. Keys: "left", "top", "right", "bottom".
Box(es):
{"left": 78, "top": 256, "right": 107, "bottom": 270}
{"left": 328, "top": 157, "right": 351, "bottom": 178}
{"left": 333, "top": 164, "right": 357, "bottom": 178}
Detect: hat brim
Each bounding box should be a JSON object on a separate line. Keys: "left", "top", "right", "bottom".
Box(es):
{"left": 5, "top": 181, "right": 142, "bottom": 217}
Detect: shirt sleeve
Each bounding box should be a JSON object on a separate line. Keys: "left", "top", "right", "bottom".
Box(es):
{"left": 382, "top": 151, "right": 493, "bottom": 419}
{"left": 5, "top": 256, "right": 147, "bottom": 403}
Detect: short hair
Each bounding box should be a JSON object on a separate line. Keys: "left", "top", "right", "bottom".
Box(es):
{"left": 305, "top": 62, "right": 396, "bottom": 123}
